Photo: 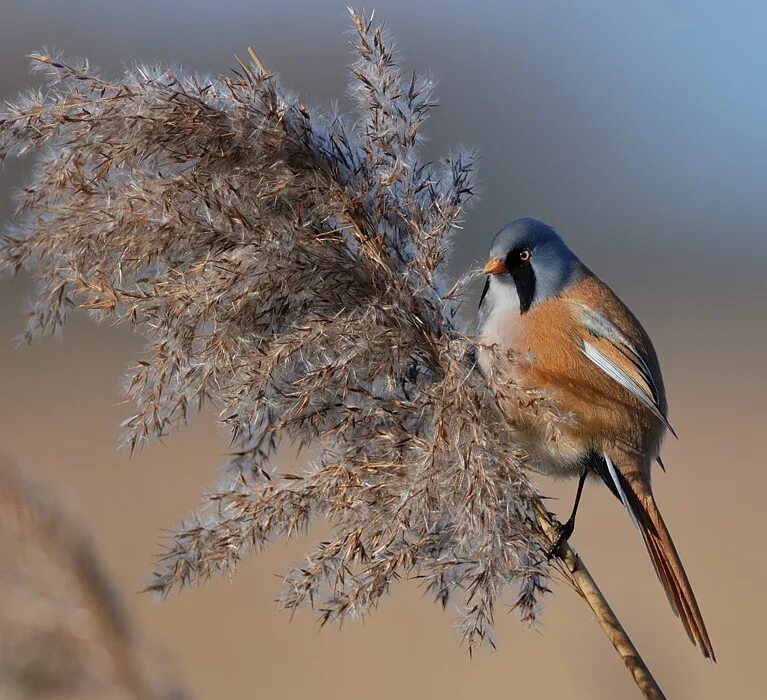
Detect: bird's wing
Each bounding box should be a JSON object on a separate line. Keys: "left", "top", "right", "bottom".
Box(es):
{"left": 570, "top": 301, "right": 676, "bottom": 437}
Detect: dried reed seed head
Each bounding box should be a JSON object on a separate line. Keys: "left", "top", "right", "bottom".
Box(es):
{"left": 0, "top": 8, "right": 560, "bottom": 650}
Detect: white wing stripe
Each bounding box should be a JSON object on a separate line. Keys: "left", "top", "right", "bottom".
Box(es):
{"left": 581, "top": 340, "right": 675, "bottom": 435}
{"left": 573, "top": 303, "right": 663, "bottom": 405}
{"left": 604, "top": 452, "right": 640, "bottom": 530}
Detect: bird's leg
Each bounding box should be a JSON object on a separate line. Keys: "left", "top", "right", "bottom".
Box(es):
{"left": 547, "top": 468, "right": 588, "bottom": 560}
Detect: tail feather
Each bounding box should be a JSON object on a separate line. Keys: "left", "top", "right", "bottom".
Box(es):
{"left": 624, "top": 480, "right": 716, "bottom": 661}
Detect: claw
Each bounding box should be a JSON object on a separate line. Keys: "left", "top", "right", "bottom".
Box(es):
{"left": 546, "top": 517, "right": 575, "bottom": 560}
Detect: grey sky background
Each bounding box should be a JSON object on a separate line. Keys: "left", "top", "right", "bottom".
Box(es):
{"left": 3, "top": 1, "right": 766, "bottom": 278}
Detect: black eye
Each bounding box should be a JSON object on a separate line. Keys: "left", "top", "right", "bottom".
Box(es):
{"left": 519, "top": 248, "right": 531, "bottom": 262}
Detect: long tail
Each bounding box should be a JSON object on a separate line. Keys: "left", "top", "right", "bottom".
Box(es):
{"left": 623, "top": 478, "right": 716, "bottom": 661}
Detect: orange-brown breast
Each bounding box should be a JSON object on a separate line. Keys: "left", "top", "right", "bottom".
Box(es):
{"left": 512, "top": 270, "right": 666, "bottom": 463}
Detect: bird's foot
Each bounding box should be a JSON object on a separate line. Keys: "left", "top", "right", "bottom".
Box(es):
{"left": 546, "top": 517, "right": 575, "bottom": 561}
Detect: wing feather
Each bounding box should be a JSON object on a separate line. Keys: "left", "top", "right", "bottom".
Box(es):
{"left": 581, "top": 329, "right": 676, "bottom": 437}
{"left": 573, "top": 303, "right": 662, "bottom": 399}
{"left": 603, "top": 452, "right": 640, "bottom": 530}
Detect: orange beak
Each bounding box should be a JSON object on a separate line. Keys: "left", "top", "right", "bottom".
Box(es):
{"left": 482, "top": 257, "right": 507, "bottom": 275}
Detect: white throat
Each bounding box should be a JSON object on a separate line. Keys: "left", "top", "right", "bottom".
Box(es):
{"left": 477, "top": 277, "right": 521, "bottom": 349}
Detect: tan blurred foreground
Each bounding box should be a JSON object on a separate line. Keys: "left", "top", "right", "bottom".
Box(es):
{"left": 0, "top": 274, "right": 764, "bottom": 699}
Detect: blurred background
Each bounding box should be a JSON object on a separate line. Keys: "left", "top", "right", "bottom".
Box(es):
{"left": 1, "top": 1, "right": 765, "bottom": 698}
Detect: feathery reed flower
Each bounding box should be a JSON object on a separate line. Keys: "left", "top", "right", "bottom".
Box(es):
{"left": 2, "top": 11, "right": 654, "bottom": 673}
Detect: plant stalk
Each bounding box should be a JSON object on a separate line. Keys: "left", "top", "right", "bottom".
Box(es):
{"left": 534, "top": 503, "right": 666, "bottom": 700}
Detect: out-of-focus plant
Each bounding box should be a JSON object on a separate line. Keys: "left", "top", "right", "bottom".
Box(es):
{"left": 0, "top": 9, "right": 665, "bottom": 698}
{"left": 0, "top": 460, "right": 189, "bottom": 700}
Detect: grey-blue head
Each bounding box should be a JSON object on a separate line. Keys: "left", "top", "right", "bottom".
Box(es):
{"left": 482, "top": 217, "right": 581, "bottom": 313}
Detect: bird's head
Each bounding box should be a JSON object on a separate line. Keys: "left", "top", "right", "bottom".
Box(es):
{"left": 483, "top": 217, "right": 581, "bottom": 313}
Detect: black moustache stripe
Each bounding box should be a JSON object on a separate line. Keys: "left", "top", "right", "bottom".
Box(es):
{"left": 479, "top": 277, "right": 490, "bottom": 309}
{"left": 510, "top": 260, "right": 535, "bottom": 313}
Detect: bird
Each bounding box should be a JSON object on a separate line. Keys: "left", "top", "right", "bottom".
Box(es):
{"left": 476, "top": 217, "right": 715, "bottom": 660}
